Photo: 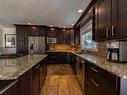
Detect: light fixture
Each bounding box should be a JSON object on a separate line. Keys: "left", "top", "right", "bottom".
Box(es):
{"left": 28, "top": 23, "right": 32, "bottom": 25}
{"left": 50, "top": 25, "right": 53, "bottom": 27}
{"left": 64, "top": 26, "right": 66, "bottom": 28}
{"left": 78, "top": 9, "right": 83, "bottom": 13}
{"left": 71, "top": 24, "right": 74, "bottom": 26}
{"left": 51, "top": 28, "right": 54, "bottom": 31}
{"left": 32, "top": 26, "right": 36, "bottom": 29}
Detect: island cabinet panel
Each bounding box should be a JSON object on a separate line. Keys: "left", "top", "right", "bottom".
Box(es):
{"left": 17, "top": 58, "right": 47, "bottom": 95}
{"left": 1, "top": 81, "right": 17, "bottom": 95}
{"left": 86, "top": 61, "right": 118, "bottom": 95}
{"left": 18, "top": 69, "right": 32, "bottom": 95}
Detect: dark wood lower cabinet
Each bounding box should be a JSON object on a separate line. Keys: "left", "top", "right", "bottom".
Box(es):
{"left": 85, "top": 61, "right": 118, "bottom": 95}
{"left": 17, "top": 58, "right": 47, "bottom": 95}
{"left": 46, "top": 52, "right": 67, "bottom": 64}
{"left": 1, "top": 81, "right": 17, "bottom": 95}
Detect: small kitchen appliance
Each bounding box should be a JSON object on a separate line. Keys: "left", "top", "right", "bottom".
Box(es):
{"left": 106, "top": 41, "right": 127, "bottom": 63}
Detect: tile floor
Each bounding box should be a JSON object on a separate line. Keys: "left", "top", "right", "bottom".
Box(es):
{"left": 40, "top": 64, "right": 83, "bottom": 95}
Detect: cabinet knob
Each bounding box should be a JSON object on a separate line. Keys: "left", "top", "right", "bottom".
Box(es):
{"left": 112, "top": 25, "right": 115, "bottom": 36}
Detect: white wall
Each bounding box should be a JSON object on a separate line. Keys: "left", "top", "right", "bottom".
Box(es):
{"left": 0, "top": 27, "right": 16, "bottom": 54}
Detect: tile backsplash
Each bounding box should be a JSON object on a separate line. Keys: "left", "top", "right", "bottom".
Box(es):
{"left": 86, "top": 41, "right": 107, "bottom": 58}
{"left": 47, "top": 44, "right": 80, "bottom": 51}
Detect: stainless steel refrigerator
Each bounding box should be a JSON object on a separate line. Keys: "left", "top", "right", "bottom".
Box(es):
{"left": 28, "top": 36, "right": 45, "bottom": 54}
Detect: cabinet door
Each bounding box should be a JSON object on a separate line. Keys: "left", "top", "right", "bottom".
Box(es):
{"left": 116, "top": 0, "right": 127, "bottom": 39}
{"left": 74, "top": 26, "right": 80, "bottom": 44}
{"left": 95, "top": 0, "right": 112, "bottom": 41}
{"left": 1, "top": 81, "right": 17, "bottom": 95}
{"left": 47, "top": 28, "right": 58, "bottom": 38}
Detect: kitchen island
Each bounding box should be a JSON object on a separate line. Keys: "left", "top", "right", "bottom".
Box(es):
{"left": 0, "top": 54, "right": 47, "bottom": 95}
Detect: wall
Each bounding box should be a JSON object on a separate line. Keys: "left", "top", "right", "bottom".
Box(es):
{"left": 0, "top": 27, "right": 16, "bottom": 55}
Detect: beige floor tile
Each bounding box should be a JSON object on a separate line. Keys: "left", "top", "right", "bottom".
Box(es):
{"left": 59, "top": 78, "right": 70, "bottom": 95}
{"left": 40, "top": 64, "right": 83, "bottom": 95}
{"left": 69, "top": 84, "right": 83, "bottom": 95}
{"left": 47, "top": 87, "right": 58, "bottom": 95}
{"left": 40, "top": 87, "right": 47, "bottom": 95}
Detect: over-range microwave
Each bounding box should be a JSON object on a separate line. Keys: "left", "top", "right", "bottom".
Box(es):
{"left": 47, "top": 37, "right": 57, "bottom": 44}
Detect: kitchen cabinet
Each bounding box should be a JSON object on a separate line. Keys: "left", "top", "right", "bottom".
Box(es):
{"left": 46, "top": 27, "right": 58, "bottom": 38}
{"left": 95, "top": 0, "right": 112, "bottom": 41}
{"left": 15, "top": 25, "right": 46, "bottom": 55}
{"left": 18, "top": 69, "right": 32, "bottom": 95}
{"left": 116, "top": 0, "right": 127, "bottom": 39}
{"left": 16, "top": 25, "right": 29, "bottom": 55}
{"left": 70, "top": 53, "right": 77, "bottom": 75}
{"left": 95, "top": 0, "right": 127, "bottom": 41}
{"left": 74, "top": 26, "right": 80, "bottom": 45}
{"left": 57, "top": 29, "right": 70, "bottom": 44}
{"left": 1, "top": 81, "right": 17, "bottom": 95}
{"left": 17, "top": 58, "right": 47, "bottom": 95}
{"left": 46, "top": 52, "right": 66, "bottom": 64}
{"left": 86, "top": 61, "right": 118, "bottom": 95}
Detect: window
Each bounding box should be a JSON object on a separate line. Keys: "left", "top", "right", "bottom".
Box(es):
{"left": 80, "top": 20, "right": 98, "bottom": 51}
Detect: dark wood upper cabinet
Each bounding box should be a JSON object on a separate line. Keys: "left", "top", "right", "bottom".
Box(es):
{"left": 116, "top": 0, "right": 127, "bottom": 39}
{"left": 74, "top": 26, "right": 80, "bottom": 45}
{"left": 46, "top": 27, "right": 58, "bottom": 38}
{"left": 95, "top": 0, "right": 127, "bottom": 41}
{"left": 95, "top": 0, "right": 112, "bottom": 41}
{"left": 57, "top": 28, "right": 71, "bottom": 44}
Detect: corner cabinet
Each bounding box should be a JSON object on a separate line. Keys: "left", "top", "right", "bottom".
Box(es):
{"left": 95, "top": 0, "right": 127, "bottom": 41}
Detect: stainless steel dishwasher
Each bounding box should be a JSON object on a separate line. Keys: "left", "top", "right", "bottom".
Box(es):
{"left": 76, "top": 57, "right": 85, "bottom": 90}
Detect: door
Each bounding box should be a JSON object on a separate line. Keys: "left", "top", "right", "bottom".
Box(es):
{"left": 116, "top": 0, "right": 127, "bottom": 39}
{"left": 95, "top": 0, "right": 112, "bottom": 41}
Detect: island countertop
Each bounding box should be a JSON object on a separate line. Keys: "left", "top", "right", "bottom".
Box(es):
{"left": 0, "top": 54, "right": 47, "bottom": 80}
{"left": 72, "top": 52, "right": 127, "bottom": 79}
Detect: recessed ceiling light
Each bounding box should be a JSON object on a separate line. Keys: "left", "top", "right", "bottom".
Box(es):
{"left": 32, "top": 27, "right": 36, "bottom": 29}
{"left": 78, "top": 9, "right": 83, "bottom": 13}
{"left": 64, "top": 26, "right": 66, "bottom": 28}
{"left": 71, "top": 24, "right": 74, "bottom": 26}
{"left": 28, "top": 23, "right": 32, "bottom": 25}
{"left": 50, "top": 25, "right": 53, "bottom": 27}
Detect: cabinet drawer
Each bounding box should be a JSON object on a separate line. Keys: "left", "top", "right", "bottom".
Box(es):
{"left": 86, "top": 62, "right": 118, "bottom": 95}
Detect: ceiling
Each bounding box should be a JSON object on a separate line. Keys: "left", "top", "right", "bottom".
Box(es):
{"left": 0, "top": 0, "right": 91, "bottom": 28}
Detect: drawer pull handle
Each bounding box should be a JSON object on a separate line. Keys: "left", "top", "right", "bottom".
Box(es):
{"left": 35, "top": 65, "right": 41, "bottom": 70}
{"left": 91, "top": 79, "right": 100, "bottom": 87}
{"left": 106, "top": 27, "right": 109, "bottom": 38}
{"left": 90, "top": 67, "right": 98, "bottom": 72}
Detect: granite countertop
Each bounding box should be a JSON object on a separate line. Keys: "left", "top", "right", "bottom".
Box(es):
{"left": 0, "top": 54, "right": 47, "bottom": 80}
{"left": 72, "top": 52, "right": 127, "bottom": 79}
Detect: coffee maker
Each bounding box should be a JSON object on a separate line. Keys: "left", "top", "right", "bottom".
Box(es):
{"left": 106, "top": 41, "right": 127, "bottom": 63}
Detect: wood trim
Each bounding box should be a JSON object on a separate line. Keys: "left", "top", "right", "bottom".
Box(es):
{"left": 74, "top": 0, "right": 97, "bottom": 28}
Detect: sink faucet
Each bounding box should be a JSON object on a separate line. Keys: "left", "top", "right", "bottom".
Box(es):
{"left": 80, "top": 41, "right": 88, "bottom": 53}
